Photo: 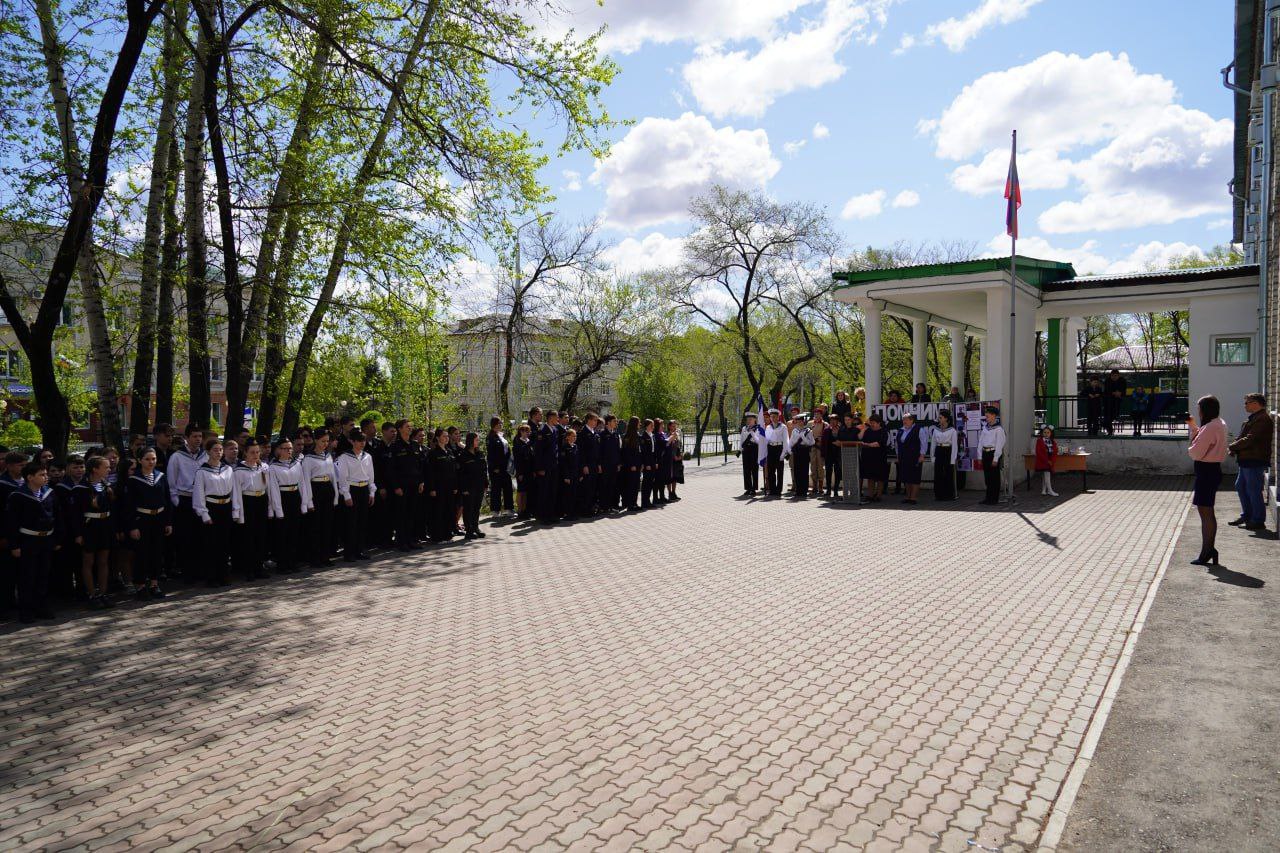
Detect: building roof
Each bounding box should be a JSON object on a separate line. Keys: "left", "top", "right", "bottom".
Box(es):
{"left": 1042, "top": 264, "right": 1261, "bottom": 292}
{"left": 1086, "top": 345, "right": 1188, "bottom": 372}
{"left": 832, "top": 255, "right": 1077, "bottom": 289}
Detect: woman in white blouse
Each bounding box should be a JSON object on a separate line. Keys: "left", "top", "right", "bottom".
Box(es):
{"left": 267, "top": 438, "right": 311, "bottom": 573}
{"left": 931, "top": 410, "right": 958, "bottom": 501}
{"left": 192, "top": 438, "right": 235, "bottom": 585}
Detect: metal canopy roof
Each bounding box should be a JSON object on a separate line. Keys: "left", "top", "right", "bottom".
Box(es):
{"left": 832, "top": 256, "right": 1076, "bottom": 289}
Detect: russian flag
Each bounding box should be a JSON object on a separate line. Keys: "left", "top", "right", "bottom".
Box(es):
{"left": 1004, "top": 130, "right": 1021, "bottom": 239}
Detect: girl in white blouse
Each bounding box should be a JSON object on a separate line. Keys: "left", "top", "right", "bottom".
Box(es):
{"left": 301, "top": 429, "right": 338, "bottom": 567}
{"left": 267, "top": 438, "right": 311, "bottom": 573}
{"left": 192, "top": 438, "right": 235, "bottom": 585}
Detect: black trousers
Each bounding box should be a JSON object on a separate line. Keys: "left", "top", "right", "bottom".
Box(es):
{"left": 343, "top": 485, "right": 370, "bottom": 559}
{"left": 463, "top": 490, "right": 484, "bottom": 534}
{"left": 133, "top": 515, "right": 165, "bottom": 585}
{"left": 742, "top": 444, "right": 759, "bottom": 492}
{"left": 792, "top": 447, "right": 810, "bottom": 496}
{"left": 934, "top": 458, "right": 956, "bottom": 501}
{"left": 15, "top": 537, "right": 53, "bottom": 616}
{"left": 236, "top": 495, "right": 268, "bottom": 576}
{"left": 599, "top": 467, "right": 618, "bottom": 510}
{"left": 1086, "top": 405, "right": 1101, "bottom": 435}
{"left": 1104, "top": 398, "right": 1120, "bottom": 434}
{"left": 373, "top": 489, "right": 393, "bottom": 547}
{"left": 825, "top": 450, "right": 841, "bottom": 493}
{"left": 428, "top": 490, "right": 456, "bottom": 540}
{"left": 982, "top": 450, "right": 1001, "bottom": 503}
{"left": 489, "top": 470, "right": 513, "bottom": 512}
{"left": 392, "top": 489, "right": 417, "bottom": 548}
{"left": 274, "top": 491, "right": 302, "bottom": 571}
{"left": 0, "top": 549, "right": 15, "bottom": 611}
{"left": 174, "top": 494, "right": 197, "bottom": 574}
{"left": 765, "top": 445, "right": 784, "bottom": 495}
{"left": 577, "top": 471, "right": 597, "bottom": 515}
{"left": 640, "top": 468, "right": 654, "bottom": 507}
{"left": 308, "top": 481, "right": 336, "bottom": 565}
{"left": 201, "top": 502, "right": 233, "bottom": 582}
{"left": 622, "top": 467, "right": 641, "bottom": 509}
{"left": 535, "top": 471, "right": 558, "bottom": 520}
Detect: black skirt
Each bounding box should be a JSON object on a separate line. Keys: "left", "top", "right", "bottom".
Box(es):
{"left": 81, "top": 516, "right": 114, "bottom": 552}
{"left": 1191, "top": 460, "right": 1221, "bottom": 507}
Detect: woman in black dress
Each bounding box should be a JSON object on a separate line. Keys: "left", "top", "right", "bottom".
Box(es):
{"left": 896, "top": 413, "right": 925, "bottom": 504}
{"left": 666, "top": 420, "right": 684, "bottom": 501}
{"left": 457, "top": 432, "right": 489, "bottom": 539}
{"left": 425, "top": 428, "right": 458, "bottom": 542}
{"left": 76, "top": 456, "right": 115, "bottom": 608}
{"left": 123, "top": 448, "right": 171, "bottom": 601}
{"left": 858, "top": 415, "right": 889, "bottom": 504}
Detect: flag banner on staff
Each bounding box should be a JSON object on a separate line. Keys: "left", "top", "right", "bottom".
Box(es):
{"left": 951, "top": 400, "right": 1001, "bottom": 472}
{"left": 752, "top": 394, "right": 768, "bottom": 468}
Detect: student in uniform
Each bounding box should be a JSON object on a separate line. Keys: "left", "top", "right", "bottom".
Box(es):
{"left": 896, "top": 413, "right": 926, "bottom": 505}
{"left": 267, "top": 438, "right": 310, "bottom": 572}
{"left": 458, "top": 432, "right": 489, "bottom": 539}
{"left": 387, "top": 420, "right": 422, "bottom": 551}
{"left": 447, "top": 426, "right": 465, "bottom": 535}
{"left": 639, "top": 419, "right": 656, "bottom": 508}
{"left": 8, "top": 461, "right": 59, "bottom": 623}
{"left": 532, "top": 408, "right": 559, "bottom": 523}
{"left": 0, "top": 451, "right": 29, "bottom": 614}
{"left": 370, "top": 422, "right": 395, "bottom": 548}
{"left": 576, "top": 413, "right": 600, "bottom": 516}
{"left": 977, "top": 406, "right": 1006, "bottom": 506}
{"left": 931, "top": 410, "right": 958, "bottom": 502}
{"left": 232, "top": 440, "right": 271, "bottom": 579}
{"left": 1035, "top": 426, "right": 1060, "bottom": 497}
{"left": 787, "top": 416, "right": 815, "bottom": 499}
{"left": 167, "top": 423, "right": 207, "bottom": 578}
{"left": 598, "top": 415, "right": 621, "bottom": 512}
{"left": 620, "top": 417, "right": 642, "bottom": 511}
{"left": 557, "top": 428, "right": 580, "bottom": 521}
{"left": 335, "top": 429, "right": 376, "bottom": 561}
{"left": 75, "top": 456, "right": 115, "bottom": 609}
{"left": 302, "top": 428, "right": 338, "bottom": 568}
{"left": 223, "top": 439, "right": 239, "bottom": 467}
{"left": 486, "top": 417, "right": 513, "bottom": 516}
{"left": 53, "top": 456, "right": 83, "bottom": 601}
{"left": 514, "top": 423, "right": 534, "bottom": 519}
{"left": 739, "top": 413, "right": 761, "bottom": 495}
{"left": 193, "top": 438, "right": 236, "bottom": 586}
{"left": 823, "top": 414, "right": 842, "bottom": 496}
{"left": 124, "top": 448, "right": 170, "bottom": 600}
{"left": 666, "top": 420, "right": 684, "bottom": 501}
{"left": 763, "top": 409, "right": 788, "bottom": 497}
{"left": 425, "top": 428, "right": 458, "bottom": 542}
{"left": 410, "top": 427, "right": 432, "bottom": 542}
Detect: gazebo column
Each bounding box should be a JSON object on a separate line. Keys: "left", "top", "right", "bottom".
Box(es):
{"left": 862, "top": 300, "right": 882, "bottom": 409}
{"left": 911, "top": 318, "right": 927, "bottom": 391}
{"left": 946, "top": 324, "right": 965, "bottom": 395}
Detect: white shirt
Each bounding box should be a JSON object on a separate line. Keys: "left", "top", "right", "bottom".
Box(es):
{"left": 979, "top": 423, "right": 1007, "bottom": 462}
{"left": 192, "top": 463, "right": 234, "bottom": 523}
{"left": 788, "top": 426, "right": 815, "bottom": 451}
{"left": 931, "top": 427, "right": 957, "bottom": 465}
{"left": 335, "top": 451, "right": 376, "bottom": 504}
{"left": 300, "top": 453, "right": 337, "bottom": 510}
{"left": 267, "top": 458, "right": 311, "bottom": 519}
{"left": 764, "top": 422, "right": 789, "bottom": 447}
{"left": 167, "top": 446, "right": 208, "bottom": 504}
{"left": 232, "top": 462, "right": 268, "bottom": 523}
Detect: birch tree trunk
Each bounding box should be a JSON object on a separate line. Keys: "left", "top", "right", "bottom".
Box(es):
{"left": 155, "top": 134, "right": 181, "bottom": 426}
{"left": 182, "top": 24, "right": 212, "bottom": 428}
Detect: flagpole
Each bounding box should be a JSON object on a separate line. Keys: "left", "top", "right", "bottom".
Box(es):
{"left": 1005, "top": 129, "right": 1017, "bottom": 504}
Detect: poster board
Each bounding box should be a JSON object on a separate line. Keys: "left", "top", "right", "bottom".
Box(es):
{"left": 951, "top": 400, "right": 1001, "bottom": 472}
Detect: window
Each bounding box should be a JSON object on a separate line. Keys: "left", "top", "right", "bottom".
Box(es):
{"left": 60, "top": 304, "right": 73, "bottom": 326}
{"left": 1211, "top": 335, "right": 1253, "bottom": 366}
{"left": 23, "top": 244, "right": 44, "bottom": 265}
{"left": 211, "top": 402, "right": 222, "bottom": 425}
{"left": 3, "top": 349, "right": 21, "bottom": 378}
{"left": 457, "top": 377, "right": 468, "bottom": 394}
{"left": 208, "top": 357, "right": 225, "bottom": 382}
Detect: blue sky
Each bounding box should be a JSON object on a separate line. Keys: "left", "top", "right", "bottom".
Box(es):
{"left": 532, "top": 0, "right": 1235, "bottom": 277}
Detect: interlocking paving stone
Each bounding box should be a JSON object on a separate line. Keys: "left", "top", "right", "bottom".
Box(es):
{"left": 0, "top": 464, "right": 1187, "bottom": 850}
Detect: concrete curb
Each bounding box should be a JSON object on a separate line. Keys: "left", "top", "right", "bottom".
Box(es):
{"left": 1037, "top": 499, "right": 1192, "bottom": 851}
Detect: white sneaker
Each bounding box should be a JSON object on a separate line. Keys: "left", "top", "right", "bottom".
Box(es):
{"left": 1041, "top": 487, "right": 1048, "bottom": 495}
{"left": 1048, "top": 489, "right": 1059, "bottom": 497}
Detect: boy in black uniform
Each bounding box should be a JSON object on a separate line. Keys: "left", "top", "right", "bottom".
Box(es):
{"left": 8, "top": 461, "right": 58, "bottom": 623}
{"left": 557, "top": 428, "right": 580, "bottom": 521}
{"left": 532, "top": 409, "right": 560, "bottom": 523}
{"left": 598, "top": 415, "right": 621, "bottom": 512}
{"left": 370, "top": 422, "right": 395, "bottom": 548}
{"left": 53, "top": 456, "right": 85, "bottom": 599}
{"left": 458, "top": 432, "right": 489, "bottom": 539}
{"left": 0, "top": 450, "right": 29, "bottom": 614}
{"left": 486, "top": 417, "right": 513, "bottom": 516}
{"left": 388, "top": 420, "right": 422, "bottom": 551}
{"left": 576, "top": 413, "right": 600, "bottom": 516}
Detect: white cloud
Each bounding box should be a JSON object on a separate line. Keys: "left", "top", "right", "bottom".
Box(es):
{"left": 783, "top": 139, "right": 808, "bottom": 157}
{"left": 891, "top": 189, "right": 920, "bottom": 208}
{"left": 812, "top": 122, "right": 831, "bottom": 140}
{"left": 1207, "top": 217, "right": 1233, "bottom": 230}
{"left": 602, "top": 232, "right": 687, "bottom": 273}
{"left": 924, "top": 52, "right": 1231, "bottom": 234}
{"left": 841, "top": 189, "right": 886, "bottom": 220}
{"left": 562, "top": 169, "right": 582, "bottom": 192}
{"left": 988, "top": 233, "right": 1209, "bottom": 275}
{"left": 682, "top": 0, "right": 891, "bottom": 119}
{"left": 535, "top": 0, "right": 815, "bottom": 54}
{"left": 591, "top": 112, "right": 780, "bottom": 229}
{"left": 899, "top": 0, "right": 1044, "bottom": 53}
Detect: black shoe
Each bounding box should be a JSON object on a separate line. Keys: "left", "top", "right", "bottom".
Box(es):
{"left": 150, "top": 586, "right": 166, "bottom": 599}
{"left": 37, "top": 608, "right": 56, "bottom": 620}
{"left": 19, "top": 611, "right": 37, "bottom": 624}
{"left": 1190, "top": 548, "right": 1220, "bottom": 566}
{"left": 1244, "top": 522, "right": 1266, "bottom": 531}
{"left": 475, "top": 531, "right": 487, "bottom": 538}
{"left": 101, "top": 595, "right": 115, "bottom": 609}
{"left": 1227, "top": 516, "right": 1249, "bottom": 526}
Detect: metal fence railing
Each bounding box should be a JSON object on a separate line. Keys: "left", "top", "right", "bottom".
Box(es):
{"left": 1036, "top": 394, "right": 1189, "bottom": 435}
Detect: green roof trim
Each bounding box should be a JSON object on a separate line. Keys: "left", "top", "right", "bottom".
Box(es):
{"left": 832, "top": 255, "right": 1077, "bottom": 289}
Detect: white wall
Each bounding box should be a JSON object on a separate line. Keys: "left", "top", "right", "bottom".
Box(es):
{"left": 1189, "top": 292, "right": 1261, "bottom": 427}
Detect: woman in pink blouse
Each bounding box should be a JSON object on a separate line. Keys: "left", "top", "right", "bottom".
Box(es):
{"left": 1186, "top": 395, "right": 1228, "bottom": 566}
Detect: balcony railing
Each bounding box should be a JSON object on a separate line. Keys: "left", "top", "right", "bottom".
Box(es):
{"left": 1035, "top": 393, "right": 1189, "bottom": 436}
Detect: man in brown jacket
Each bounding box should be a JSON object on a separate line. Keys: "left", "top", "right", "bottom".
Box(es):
{"left": 1227, "top": 393, "right": 1273, "bottom": 530}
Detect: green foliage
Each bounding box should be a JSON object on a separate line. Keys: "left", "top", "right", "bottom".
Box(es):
{"left": 359, "top": 410, "right": 385, "bottom": 426}
{"left": 0, "top": 418, "right": 43, "bottom": 449}
{"left": 616, "top": 357, "right": 693, "bottom": 423}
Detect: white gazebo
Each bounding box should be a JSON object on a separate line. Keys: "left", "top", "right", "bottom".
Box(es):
{"left": 832, "top": 257, "right": 1262, "bottom": 473}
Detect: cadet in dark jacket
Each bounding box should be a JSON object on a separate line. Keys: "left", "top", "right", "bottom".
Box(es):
{"left": 7, "top": 461, "right": 58, "bottom": 623}
{"left": 532, "top": 408, "right": 560, "bottom": 523}
{"left": 458, "top": 432, "right": 489, "bottom": 539}
{"left": 76, "top": 456, "right": 116, "bottom": 609}
{"left": 557, "top": 428, "right": 581, "bottom": 521}
{"left": 370, "top": 422, "right": 395, "bottom": 547}
{"left": 639, "top": 419, "right": 657, "bottom": 508}
{"left": 387, "top": 420, "right": 423, "bottom": 551}
{"left": 598, "top": 415, "right": 622, "bottom": 512}
{"left": 0, "top": 451, "right": 29, "bottom": 614}
{"left": 620, "top": 417, "right": 643, "bottom": 511}
{"left": 123, "top": 448, "right": 171, "bottom": 600}
{"left": 576, "top": 413, "right": 600, "bottom": 516}
{"left": 486, "top": 417, "right": 513, "bottom": 516}
{"left": 513, "top": 423, "right": 534, "bottom": 519}
{"left": 425, "top": 428, "right": 458, "bottom": 542}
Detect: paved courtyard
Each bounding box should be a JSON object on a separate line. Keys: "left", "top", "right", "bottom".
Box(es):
{"left": 0, "top": 463, "right": 1189, "bottom": 851}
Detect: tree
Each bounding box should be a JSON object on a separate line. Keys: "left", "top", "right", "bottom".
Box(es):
{"left": 674, "top": 186, "right": 842, "bottom": 408}
{"left": 616, "top": 357, "right": 691, "bottom": 424}
{"left": 0, "top": 0, "right": 167, "bottom": 454}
